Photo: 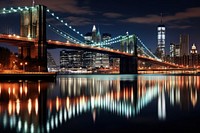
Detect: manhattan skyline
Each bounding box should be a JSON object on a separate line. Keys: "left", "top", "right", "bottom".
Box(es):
{"left": 0, "top": 0, "right": 200, "bottom": 64}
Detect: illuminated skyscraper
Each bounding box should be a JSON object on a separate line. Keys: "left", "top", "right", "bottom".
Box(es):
{"left": 83, "top": 25, "right": 110, "bottom": 68}
{"left": 180, "top": 34, "right": 189, "bottom": 56}
{"left": 190, "top": 43, "right": 198, "bottom": 54}
{"left": 157, "top": 15, "right": 165, "bottom": 59}
{"left": 190, "top": 43, "right": 198, "bottom": 66}
{"left": 60, "top": 50, "right": 83, "bottom": 68}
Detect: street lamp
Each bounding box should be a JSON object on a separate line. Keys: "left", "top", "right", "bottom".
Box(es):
{"left": 38, "top": 65, "right": 40, "bottom": 72}
{"left": 20, "top": 62, "right": 28, "bottom": 71}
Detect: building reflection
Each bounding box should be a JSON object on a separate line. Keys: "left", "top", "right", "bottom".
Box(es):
{"left": 0, "top": 80, "right": 51, "bottom": 133}
{"left": 0, "top": 75, "right": 200, "bottom": 132}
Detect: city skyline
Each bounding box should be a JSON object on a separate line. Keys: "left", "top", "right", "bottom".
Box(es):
{"left": 1, "top": 2, "right": 200, "bottom": 132}
{"left": 0, "top": 0, "right": 200, "bottom": 64}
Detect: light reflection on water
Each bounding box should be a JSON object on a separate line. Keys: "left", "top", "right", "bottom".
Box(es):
{"left": 0, "top": 74, "right": 200, "bottom": 132}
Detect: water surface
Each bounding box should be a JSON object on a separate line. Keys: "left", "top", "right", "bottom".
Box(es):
{"left": 0, "top": 74, "right": 199, "bottom": 133}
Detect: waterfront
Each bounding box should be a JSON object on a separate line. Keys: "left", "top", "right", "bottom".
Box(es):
{"left": 0, "top": 74, "right": 200, "bottom": 133}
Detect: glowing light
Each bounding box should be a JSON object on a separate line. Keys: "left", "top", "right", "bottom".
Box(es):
{"left": 28, "top": 99, "right": 32, "bottom": 115}
{"left": 20, "top": 85, "right": 23, "bottom": 95}
{"left": 35, "top": 98, "right": 38, "bottom": 115}
{"left": 25, "top": 86, "right": 27, "bottom": 95}
{"left": 51, "top": 117, "right": 54, "bottom": 129}
{"left": 30, "top": 123, "right": 34, "bottom": 133}
{"left": 64, "top": 109, "right": 67, "bottom": 121}
{"left": 56, "top": 97, "right": 60, "bottom": 111}
{"left": 46, "top": 122, "right": 50, "bottom": 132}
{"left": 66, "top": 97, "right": 70, "bottom": 110}
{"left": 59, "top": 109, "right": 63, "bottom": 124}
{"left": 8, "top": 87, "right": 11, "bottom": 95}
{"left": 3, "top": 114, "right": 7, "bottom": 127}
{"left": 24, "top": 121, "right": 28, "bottom": 132}
{"left": 8, "top": 100, "right": 12, "bottom": 115}
{"left": 17, "top": 119, "right": 22, "bottom": 132}
{"left": 16, "top": 99, "right": 20, "bottom": 114}
{"left": 38, "top": 81, "right": 41, "bottom": 93}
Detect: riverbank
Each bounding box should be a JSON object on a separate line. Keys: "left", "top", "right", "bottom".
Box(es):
{"left": 0, "top": 71, "right": 56, "bottom": 80}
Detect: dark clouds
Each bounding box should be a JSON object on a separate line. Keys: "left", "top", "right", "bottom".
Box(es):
{"left": 1, "top": 0, "right": 200, "bottom": 55}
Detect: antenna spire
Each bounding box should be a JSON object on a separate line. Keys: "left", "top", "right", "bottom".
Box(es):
{"left": 160, "top": 13, "right": 163, "bottom": 24}
{"left": 32, "top": 0, "right": 35, "bottom": 6}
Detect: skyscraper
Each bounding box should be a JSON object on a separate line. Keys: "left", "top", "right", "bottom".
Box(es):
{"left": 190, "top": 43, "right": 198, "bottom": 67}
{"left": 180, "top": 34, "right": 189, "bottom": 56}
{"left": 60, "top": 50, "right": 83, "bottom": 68}
{"left": 83, "top": 25, "right": 110, "bottom": 68}
{"left": 157, "top": 15, "right": 166, "bottom": 59}
{"left": 60, "top": 50, "right": 68, "bottom": 68}
{"left": 170, "top": 43, "right": 175, "bottom": 58}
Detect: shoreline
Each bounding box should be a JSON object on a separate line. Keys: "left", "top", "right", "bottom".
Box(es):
{"left": 0, "top": 72, "right": 56, "bottom": 81}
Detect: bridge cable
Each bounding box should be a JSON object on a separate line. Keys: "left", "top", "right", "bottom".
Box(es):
{"left": 47, "top": 23, "right": 84, "bottom": 44}
{"left": 46, "top": 8, "right": 85, "bottom": 40}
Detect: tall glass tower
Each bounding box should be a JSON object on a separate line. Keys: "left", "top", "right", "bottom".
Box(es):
{"left": 157, "top": 15, "right": 165, "bottom": 59}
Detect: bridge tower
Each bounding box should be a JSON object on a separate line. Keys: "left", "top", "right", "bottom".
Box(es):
{"left": 120, "top": 35, "right": 138, "bottom": 74}
{"left": 19, "top": 5, "right": 47, "bottom": 72}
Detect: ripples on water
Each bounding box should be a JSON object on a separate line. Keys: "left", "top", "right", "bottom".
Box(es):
{"left": 0, "top": 74, "right": 200, "bottom": 133}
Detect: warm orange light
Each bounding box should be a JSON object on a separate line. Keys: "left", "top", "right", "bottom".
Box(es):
{"left": 8, "top": 87, "right": 11, "bottom": 95}
{"left": 20, "top": 85, "right": 23, "bottom": 95}
{"left": 8, "top": 100, "right": 12, "bottom": 115}
{"left": 25, "top": 86, "right": 27, "bottom": 95}
{"left": 16, "top": 99, "right": 20, "bottom": 114}
{"left": 56, "top": 97, "right": 60, "bottom": 111}
{"left": 28, "top": 99, "right": 32, "bottom": 115}
{"left": 35, "top": 98, "right": 38, "bottom": 115}
{"left": 66, "top": 97, "right": 70, "bottom": 110}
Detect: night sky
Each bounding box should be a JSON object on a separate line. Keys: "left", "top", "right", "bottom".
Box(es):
{"left": 0, "top": 0, "right": 200, "bottom": 64}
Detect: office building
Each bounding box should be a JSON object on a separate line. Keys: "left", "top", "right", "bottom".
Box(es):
{"left": 83, "top": 25, "right": 110, "bottom": 68}
{"left": 60, "top": 50, "right": 83, "bottom": 68}
{"left": 170, "top": 43, "right": 175, "bottom": 58}
{"left": 190, "top": 43, "right": 198, "bottom": 67}
{"left": 180, "top": 34, "right": 189, "bottom": 56}
{"left": 157, "top": 18, "right": 166, "bottom": 59}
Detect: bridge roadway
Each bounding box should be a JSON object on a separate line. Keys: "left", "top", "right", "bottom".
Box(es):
{"left": 0, "top": 34, "right": 180, "bottom": 68}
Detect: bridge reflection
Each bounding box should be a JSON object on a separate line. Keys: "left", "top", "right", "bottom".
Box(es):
{"left": 0, "top": 75, "right": 200, "bottom": 132}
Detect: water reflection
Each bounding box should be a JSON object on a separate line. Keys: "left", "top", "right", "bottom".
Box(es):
{"left": 0, "top": 75, "right": 200, "bottom": 132}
